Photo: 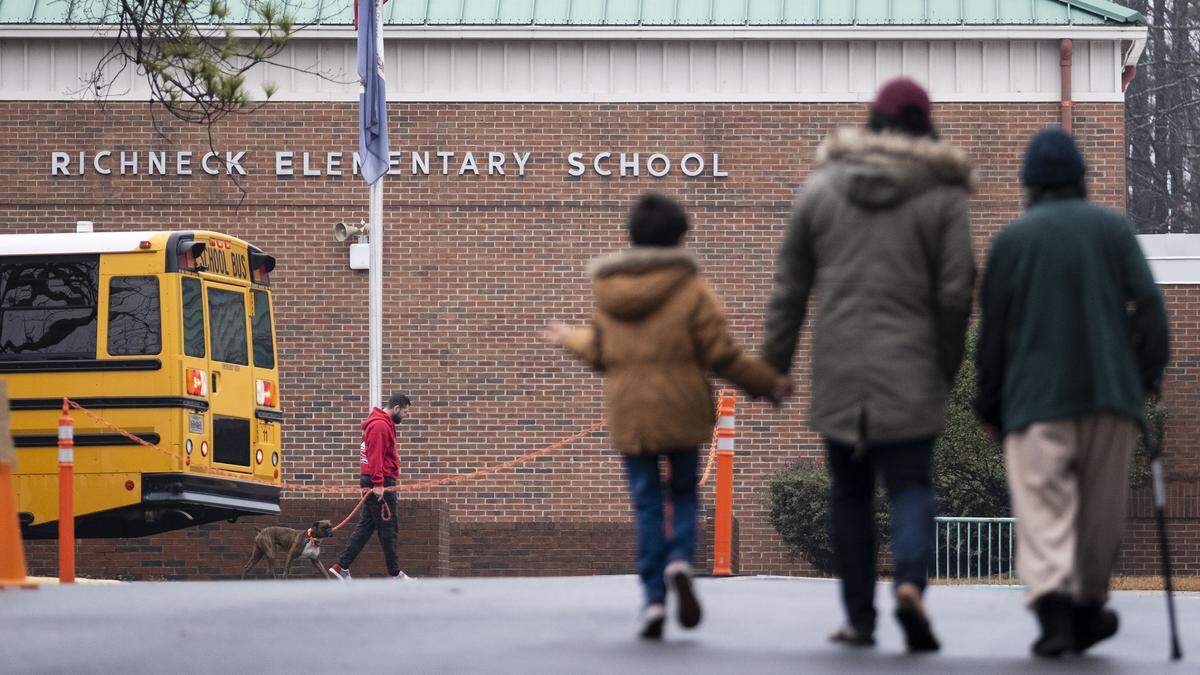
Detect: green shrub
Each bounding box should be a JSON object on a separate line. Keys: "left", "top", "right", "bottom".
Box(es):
{"left": 768, "top": 459, "right": 889, "bottom": 576}
{"left": 768, "top": 460, "right": 836, "bottom": 575}
{"left": 933, "top": 327, "right": 1008, "bottom": 518}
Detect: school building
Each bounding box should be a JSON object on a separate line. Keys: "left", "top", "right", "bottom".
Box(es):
{"left": 6, "top": 1, "right": 1199, "bottom": 579}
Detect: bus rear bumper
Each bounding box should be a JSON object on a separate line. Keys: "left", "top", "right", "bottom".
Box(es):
{"left": 141, "top": 472, "right": 281, "bottom": 515}
{"left": 21, "top": 472, "right": 281, "bottom": 539}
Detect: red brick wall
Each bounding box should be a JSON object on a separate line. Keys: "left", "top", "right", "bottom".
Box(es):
{"left": 449, "top": 508, "right": 733, "bottom": 577}
{"left": 1118, "top": 483, "right": 1200, "bottom": 576}
{"left": 3, "top": 100, "right": 1195, "bottom": 579}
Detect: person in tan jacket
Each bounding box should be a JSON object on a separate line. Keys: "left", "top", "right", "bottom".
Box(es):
{"left": 546, "top": 193, "right": 789, "bottom": 640}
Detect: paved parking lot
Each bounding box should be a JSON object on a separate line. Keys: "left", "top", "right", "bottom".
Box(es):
{"left": 1, "top": 575, "right": 1195, "bottom": 673}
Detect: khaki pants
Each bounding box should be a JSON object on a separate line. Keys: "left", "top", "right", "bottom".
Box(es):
{"left": 1004, "top": 413, "right": 1138, "bottom": 606}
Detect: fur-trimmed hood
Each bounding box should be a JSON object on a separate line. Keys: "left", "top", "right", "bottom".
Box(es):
{"left": 815, "top": 127, "right": 974, "bottom": 209}
{"left": 587, "top": 247, "right": 698, "bottom": 320}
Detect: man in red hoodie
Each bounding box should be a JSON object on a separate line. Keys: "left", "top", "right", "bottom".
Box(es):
{"left": 329, "top": 393, "right": 411, "bottom": 580}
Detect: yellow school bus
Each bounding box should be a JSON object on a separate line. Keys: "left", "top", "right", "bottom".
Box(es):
{"left": 0, "top": 230, "right": 282, "bottom": 537}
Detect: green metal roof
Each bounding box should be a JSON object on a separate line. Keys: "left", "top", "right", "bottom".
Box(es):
{"left": 0, "top": 0, "right": 1145, "bottom": 26}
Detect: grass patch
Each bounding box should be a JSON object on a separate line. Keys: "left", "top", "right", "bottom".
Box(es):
{"left": 1110, "top": 576, "right": 1200, "bottom": 592}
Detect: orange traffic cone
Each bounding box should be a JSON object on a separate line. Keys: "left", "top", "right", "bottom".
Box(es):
{"left": 1, "top": 380, "right": 32, "bottom": 588}
{"left": 0, "top": 461, "right": 31, "bottom": 588}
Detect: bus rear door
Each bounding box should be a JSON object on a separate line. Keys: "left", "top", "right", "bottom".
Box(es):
{"left": 203, "top": 281, "right": 254, "bottom": 471}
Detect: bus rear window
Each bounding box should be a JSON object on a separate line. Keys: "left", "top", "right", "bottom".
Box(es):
{"left": 251, "top": 290, "right": 275, "bottom": 370}
{"left": 181, "top": 278, "right": 205, "bottom": 358}
{"left": 108, "top": 277, "right": 162, "bottom": 356}
{"left": 207, "top": 287, "right": 248, "bottom": 366}
{"left": 0, "top": 256, "right": 98, "bottom": 360}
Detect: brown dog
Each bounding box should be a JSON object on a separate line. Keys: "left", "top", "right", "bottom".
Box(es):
{"left": 241, "top": 520, "right": 335, "bottom": 579}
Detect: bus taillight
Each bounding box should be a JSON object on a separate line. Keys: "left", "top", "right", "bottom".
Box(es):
{"left": 255, "top": 379, "right": 276, "bottom": 407}
{"left": 187, "top": 369, "right": 208, "bottom": 397}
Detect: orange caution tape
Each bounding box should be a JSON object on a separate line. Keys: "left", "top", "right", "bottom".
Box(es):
{"left": 698, "top": 425, "right": 720, "bottom": 487}
{"left": 72, "top": 389, "right": 720, "bottom": 499}
{"left": 64, "top": 399, "right": 605, "bottom": 496}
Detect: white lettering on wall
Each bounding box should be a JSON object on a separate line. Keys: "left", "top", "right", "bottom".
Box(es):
{"left": 226, "top": 151, "right": 247, "bottom": 176}
{"left": 488, "top": 152, "right": 505, "bottom": 175}
{"left": 45, "top": 149, "right": 729, "bottom": 179}
{"left": 148, "top": 151, "right": 166, "bottom": 175}
{"left": 302, "top": 152, "right": 321, "bottom": 177}
{"left": 276, "top": 151, "right": 293, "bottom": 176}
{"left": 412, "top": 151, "right": 429, "bottom": 175}
{"left": 459, "top": 152, "right": 479, "bottom": 176}
{"left": 566, "top": 152, "right": 585, "bottom": 177}
{"left": 120, "top": 151, "right": 138, "bottom": 175}
{"left": 646, "top": 154, "right": 670, "bottom": 178}
{"left": 593, "top": 151, "right": 612, "bottom": 177}
{"left": 202, "top": 152, "right": 221, "bottom": 176}
{"left": 620, "top": 153, "right": 639, "bottom": 177}
{"left": 513, "top": 151, "right": 531, "bottom": 177}
{"left": 93, "top": 151, "right": 112, "bottom": 175}
{"left": 51, "top": 152, "right": 70, "bottom": 175}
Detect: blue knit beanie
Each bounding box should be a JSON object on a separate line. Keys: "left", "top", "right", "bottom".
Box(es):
{"left": 1021, "top": 127, "right": 1086, "bottom": 188}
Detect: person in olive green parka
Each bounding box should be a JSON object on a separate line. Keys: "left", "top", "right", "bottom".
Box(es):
{"left": 762, "top": 78, "right": 974, "bottom": 654}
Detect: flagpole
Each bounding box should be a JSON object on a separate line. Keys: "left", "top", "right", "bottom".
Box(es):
{"left": 369, "top": 176, "right": 383, "bottom": 409}
{"left": 359, "top": 0, "right": 386, "bottom": 411}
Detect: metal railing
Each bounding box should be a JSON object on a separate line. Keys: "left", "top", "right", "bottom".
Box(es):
{"left": 932, "top": 516, "right": 1018, "bottom": 584}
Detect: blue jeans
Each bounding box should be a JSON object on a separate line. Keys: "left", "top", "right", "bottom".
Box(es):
{"left": 623, "top": 448, "right": 699, "bottom": 606}
{"left": 826, "top": 438, "right": 935, "bottom": 634}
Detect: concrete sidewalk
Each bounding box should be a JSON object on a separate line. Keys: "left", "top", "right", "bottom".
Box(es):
{"left": 0, "top": 575, "right": 1194, "bottom": 673}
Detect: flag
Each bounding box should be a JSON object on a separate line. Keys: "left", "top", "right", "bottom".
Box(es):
{"left": 357, "top": 0, "right": 388, "bottom": 185}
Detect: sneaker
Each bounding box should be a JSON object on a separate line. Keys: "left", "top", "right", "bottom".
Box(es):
{"left": 829, "top": 625, "right": 876, "bottom": 647}
{"left": 1032, "top": 593, "right": 1075, "bottom": 658}
{"left": 329, "top": 564, "right": 351, "bottom": 581}
{"left": 666, "top": 560, "right": 702, "bottom": 629}
{"left": 639, "top": 603, "right": 666, "bottom": 640}
{"left": 392, "top": 571, "right": 412, "bottom": 581}
{"left": 894, "top": 583, "right": 940, "bottom": 653}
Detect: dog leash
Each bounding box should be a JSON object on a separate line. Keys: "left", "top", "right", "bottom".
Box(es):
{"left": 331, "top": 489, "right": 393, "bottom": 532}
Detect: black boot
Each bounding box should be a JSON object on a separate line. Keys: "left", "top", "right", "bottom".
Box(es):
{"left": 1032, "top": 593, "right": 1075, "bottom": 658}
{"left": 1073, "top": 603, "right": 1119, "bottom": 654}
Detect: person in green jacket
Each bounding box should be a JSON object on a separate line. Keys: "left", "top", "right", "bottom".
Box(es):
{"left": 975, "top": 127, "right": 1170, "bottom": 659}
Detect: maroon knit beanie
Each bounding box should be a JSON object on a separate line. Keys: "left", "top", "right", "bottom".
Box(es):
{"left": 871, "top": 78, "right": 932, "bottom": 133}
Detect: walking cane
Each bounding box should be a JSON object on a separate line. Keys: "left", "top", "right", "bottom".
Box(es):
{"left": 1143, "top": 417, "right": 1184, "bottom": 661}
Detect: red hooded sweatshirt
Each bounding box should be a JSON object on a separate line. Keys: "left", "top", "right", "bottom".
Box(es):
{"left": 359, "top": 407, "right": 399, "bottom": 486}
